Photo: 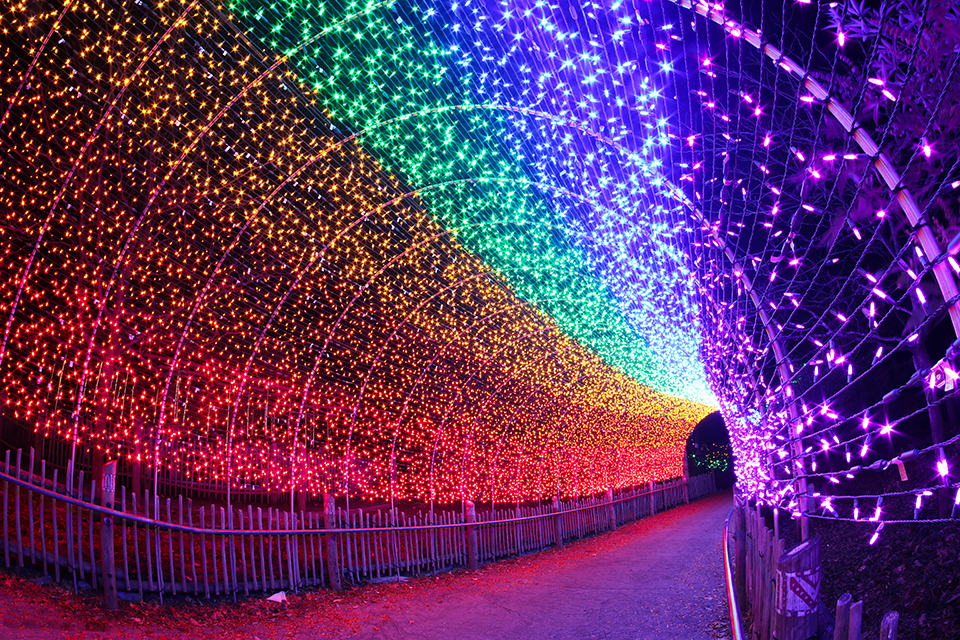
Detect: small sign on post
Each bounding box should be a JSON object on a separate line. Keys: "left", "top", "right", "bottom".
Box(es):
{"left": 465, "top": 500, "right": 478, "bottom": 571}
{"left": 100, "top": 460, "right": 118, "bottom": 611}
{"left": 552, "top": 496, "right": 563, "bottom": 550}
{"left": 605, "top": 488, "right": 616, "bottom": 531}
{"left": 322, "top": 493, "right": 341, "bottom": 591}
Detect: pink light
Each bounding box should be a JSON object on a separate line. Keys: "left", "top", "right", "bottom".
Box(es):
{"left": 949, "top": 257, "right": 960, "bottom": 274}
{"left": 823, "top": 154, "right": 836, "bottom": 161}
{"left": 876, "top": 210, "right": 887, "bottom": 219}
{"left": 702, "top": 57, "right": 712, "bottom": 67}
{"left": 917, "top": 289, "right": 927, "bottom": 305}
{"left": 882, "top": 89, "right": 897, "bottom": 101}
{"left": 795, "top": 150, "right": 806, "bottom": 161}
{"left": 800, "top": 95, "right": 815, "bottom": 103}
{"left": 908, "top": 333, "right": 919, "bottom": 342}
{"left": 881, "top": 423, "right": 893, "bottom": 435}
{"left": 754, "top": 107, "right": 763, "bottom": 117}
{"left": 861, "top": 415, "right": 869, "bottom": 429}
{"left": 843, "top": 153, "right": 858, "bottom": 160}
{"left": 938, "top": 459, "right": 949, "bottom": 477}
{"left": 868, "top": 78, "right": 885, "bottom": 86}
{"left": 872, "top": 287, "right": 887, "bottom": 300}
{"left": 838, "top": 31, "right": 846, "bottom": 46}
{"left": 922, "top": 141, "right": 932, "bottom": 158}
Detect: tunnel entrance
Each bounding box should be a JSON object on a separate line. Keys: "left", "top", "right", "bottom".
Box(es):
{"left": 685, "top": 411, "right": 735, "bottom": 490}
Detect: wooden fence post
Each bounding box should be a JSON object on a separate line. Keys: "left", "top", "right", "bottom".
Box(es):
{"left": 100, "top": 460, "right": 118, "bottom": 611}
{"left": 734, "top": 505, "right": 747, "bottom": 608}
{"left": 848, "top": 600, "right": 863, "bottom": 640}
{"left": 323, "top": 493, "right": 341, "bottom": 591}
{"left": 834, "top": 593, "right": 851, "bottom": 640}
{"left": 605, "top": 488, "right": 616, "bottom": 531}
{"left": 775, "top": 535, "right": 821, "bottom": 640}
{"left": 551, "top": 496, "right": 563, "bottom": 550}
{"left": 879, "top": 611, "right": 898, "bottom": 640}
{"left": 465, "top": 500, "right": 478, "bottom": 571}
{"left": 650, "top": 482, "right": 657, "bottom": 515}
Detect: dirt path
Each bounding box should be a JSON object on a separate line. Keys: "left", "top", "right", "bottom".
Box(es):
{"left": 0, "top": 491, "right": 732, "bottom": 640}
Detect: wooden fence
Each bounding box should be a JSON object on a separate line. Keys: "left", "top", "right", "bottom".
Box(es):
{"left": 727, "top": 501, "right": 902, "bottom": 640}
{"left": 0, "top": 447, "right": 717, "bottom": 607}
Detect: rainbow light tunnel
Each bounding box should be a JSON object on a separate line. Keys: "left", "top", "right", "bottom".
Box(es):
{"left": 4, "top": 0, "right": 950, "bottom": 515}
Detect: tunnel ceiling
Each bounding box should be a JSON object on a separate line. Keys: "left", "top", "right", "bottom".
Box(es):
{"left": 2, "top": 0, "right": 958, "bottom": 518}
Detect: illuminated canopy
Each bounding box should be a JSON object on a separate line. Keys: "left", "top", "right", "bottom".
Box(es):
{"left": 1, "top": 0, "right": 957, "bottom": 526}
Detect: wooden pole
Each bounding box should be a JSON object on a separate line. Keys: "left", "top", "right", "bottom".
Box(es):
{"left": 734, "top": 505, "right": 747, "bottom": 607}
{"left": 605, "top": 488, "right": 616, "bottom": 531}
{"left": 879, "top": 611, "right": 899, "bottom": 640}
{"left": 775, "top": 535, "right": 821, "bottom": 640}
{"left": 100, "top": 460, "right": 118, "bottom": 611}
{"left": 551, "top": 496, "right": 563, "bottom": 550}
{"left": 849, "top": 600, "right": 863, "bottom": 640}
{"left": 322, "top": 493, "right": 341, "bottom": 591}
{"left": 465, "top": 500, "right": 479, "bottom": 571}
{"left": 833, "top": 593, "right": 851, "bottom": 640}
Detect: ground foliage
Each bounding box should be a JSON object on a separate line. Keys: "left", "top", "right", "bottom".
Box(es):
{"left": 783, "top": 452, "right": 960, "bottom": 639}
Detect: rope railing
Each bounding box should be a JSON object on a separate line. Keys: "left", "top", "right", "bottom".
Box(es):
{"left": 0, "top": 466, "right": 713, "bottom": 536}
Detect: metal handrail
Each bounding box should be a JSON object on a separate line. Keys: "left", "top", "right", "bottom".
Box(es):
{"left": 723, "top": 507, "right": 746, "bottom": 640}
{"left": 0, "top": 467, "right": 704, "bottom": 536}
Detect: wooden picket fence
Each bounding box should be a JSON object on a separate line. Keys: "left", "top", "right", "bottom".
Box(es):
{"left": 728, "top": 502, "right": 902, "bottom": 640}
{"left": 0, "top": 446, "right": 717, "bottom": 606}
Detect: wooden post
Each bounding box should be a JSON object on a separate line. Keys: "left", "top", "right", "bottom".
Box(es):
{"left": 775, "top": 535, "right": 821, "bottom": 640}
{"left": 551, "top": 496, "right": 563, "bottom": 550}
{"left": 322, "top": 493, "right": 341, "bottom": 591}
{"left": 848, "top": 600, "right": 862, "bottom": 640}
{"left": 879, "top": 611, "right": 899, "bottom": 640}
{"left": 734, "top": 506, "right": 747, "bottom": 607}
{"left": 650, "top": 482, "right": 657, "bottom": 515}
{"left": 100, "top": 460, "right": 118, "bottom": 611}
{"left": 465, "top": 500, "right": 479, "bottom": 571}
{"left": 833, "top": 593, "right": 851, "bottom": 640}
{"left": 605, "top": 488, "right": 616, "bottom": 531}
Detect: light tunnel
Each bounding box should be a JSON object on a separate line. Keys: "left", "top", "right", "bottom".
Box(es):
{"left": 2, "top": 0, "right": 958, "bottom": 526}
